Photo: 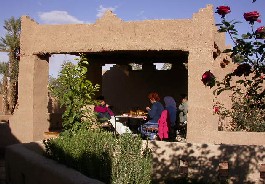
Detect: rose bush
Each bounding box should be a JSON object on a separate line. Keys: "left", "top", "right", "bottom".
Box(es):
{"left": 212, "top": 2, "right": 265, "bottom": 132}
{"left": 233, "top": 63, "right": 252, "bottom": 77}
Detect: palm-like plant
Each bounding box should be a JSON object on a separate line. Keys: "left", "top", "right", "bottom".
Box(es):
{"left": 0, "top": 16, "right": 21, "bottom": 114}
{"left": 0, "top": 62, "right": 9, "bottom": 113}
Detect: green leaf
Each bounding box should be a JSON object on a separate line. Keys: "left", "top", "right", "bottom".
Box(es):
{"left": 236, "top": 80, "right": 245, "bottom": 84}
{"left": 223, "top": 49, "right": 232, "bottom": 53}
{"left": 242, "top": 34, "right": 250, "bottom": 39}
{"left": 217, "top": 89, "right": 225, "bottom": 95}
{"left": 224, "top": 21, "right": 231, "bottom": 27}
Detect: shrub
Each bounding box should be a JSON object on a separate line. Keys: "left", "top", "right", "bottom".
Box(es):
{"left": 44, "top": 130, "right": 152, "bottom": 184}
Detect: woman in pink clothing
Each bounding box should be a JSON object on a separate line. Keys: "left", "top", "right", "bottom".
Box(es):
{"left": 94, "top": 96, "right": 114, "bottom": 123}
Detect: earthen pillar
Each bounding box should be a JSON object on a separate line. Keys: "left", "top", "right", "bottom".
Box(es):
{"left": 187, "top": 49, "right": 216, "bottom": 144}
{"left": 9, "top": 54, "right": 49, "bottom": 142}
{"left": 86, "top": 60, "right": 103, "bottom": 97}
{"left": 142, "top": 63, "right": 155, "bottom": 71}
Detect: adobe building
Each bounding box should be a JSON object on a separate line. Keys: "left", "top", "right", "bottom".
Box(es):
{"left": 8, "top": 5, "right": 265, "bottom": 145}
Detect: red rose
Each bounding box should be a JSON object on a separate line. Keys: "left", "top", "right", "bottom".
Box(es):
{"left": 255, "top": 26, "right": 265, "bottom": 39}
{"left": 244, "top": 11, "right": 261, "bottom": 24}
{"left": 216, "top": 6, "right": 231, "bottom": 18}
{"left": 201, "top": 70, "right": 216, "bottom": 88}
{"left": 214, "top": 106, "right": 219, "bottom": 113}
{"left": 256, "top": 26, "right": 264, "bottom": 33}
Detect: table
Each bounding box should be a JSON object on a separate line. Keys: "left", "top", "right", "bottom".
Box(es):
{"left": 114, "top": 115, "right": 147, "bottom": 134}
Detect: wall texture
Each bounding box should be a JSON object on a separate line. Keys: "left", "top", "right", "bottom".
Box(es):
{"left": 8, "top": 4, "right": 265, "bottom": 145}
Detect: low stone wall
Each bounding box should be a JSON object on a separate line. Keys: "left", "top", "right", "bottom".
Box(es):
{"left": 5, "top": 141, "right": 265, "bottom": 184}
{"left": 149, "top": 141, "right": 265, "bottom": 183}
{"left": 5, "top": 142, "right": 104, "bottom": 184}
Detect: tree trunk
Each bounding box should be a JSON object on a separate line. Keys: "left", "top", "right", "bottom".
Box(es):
{"left": 2, "top": 76, "right": 9, "bottom": 114}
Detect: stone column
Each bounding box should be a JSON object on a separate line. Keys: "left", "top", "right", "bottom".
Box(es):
{"left": 142, "top": 63, "right": 155, "bottom": 71}
{"left": 186, "top": 5, "right": 217, "bottom": 144}
{"left": 187, "top": 50, "right": 216, "bottom": 144}
{"left": 86, "top": 60, "right": 103, "bottom": 97}
{"left": 9, "top": 54, "right": 49, "bottom": 142}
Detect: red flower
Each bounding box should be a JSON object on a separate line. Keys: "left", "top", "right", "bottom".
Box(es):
{"left": 256, "top": 26, "right": 265, "bottom": 33}
{"left": 214, "top": 106, "right": 219, "bottom": 113}
{"left": 216, "top": 6, "right": 231, "bottom": 18}
{"left": 244, "top": 11, "right": 261, "bottom": 24}
{"left": 201, "top": 70, "right": 216, "bottom": 88}
{"left": 255, "top": 26, "right": 265, "bottom": 39}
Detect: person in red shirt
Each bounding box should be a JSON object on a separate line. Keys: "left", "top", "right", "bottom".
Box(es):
{"left": 94, "top": 96, "right": 114, "bottom": 123}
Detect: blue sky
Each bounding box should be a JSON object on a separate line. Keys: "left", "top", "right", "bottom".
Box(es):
{"left": 0, "top": 0, "right": 264, "bottom": 77}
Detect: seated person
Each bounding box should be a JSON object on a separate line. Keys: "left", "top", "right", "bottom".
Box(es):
{"left": 94, "top": 95, "right": 114, "bottom": 123}
{"left": 164, "top": 96, "right": 177, "bottom": 139}
{"left": 178, "top": 94, "right": 188, "bottom": 125}
{"left": 177, "top": 94, "right": 188, "bottom": 140}
{"left": 94, "top": 96, "right": 132, "bottom": 134}
{"left": 139, "top": 92, "right": 164, "bottom": 140}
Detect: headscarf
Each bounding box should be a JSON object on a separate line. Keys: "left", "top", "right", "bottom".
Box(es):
{"left": 164, "top": 96, "right": 176, "bottom": 108}
{"left": 163, "top": 96, "right": 177, "bottom": 126}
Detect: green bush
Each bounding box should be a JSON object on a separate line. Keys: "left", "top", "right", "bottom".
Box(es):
{"left": 43, "top": 130, "right": 152, "bottom": 184}
{"left": 48, "top": 55, "right": 99, "bottom": 132}
{"left": 111, "top": 133, "right": 152, "bottom": 184}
